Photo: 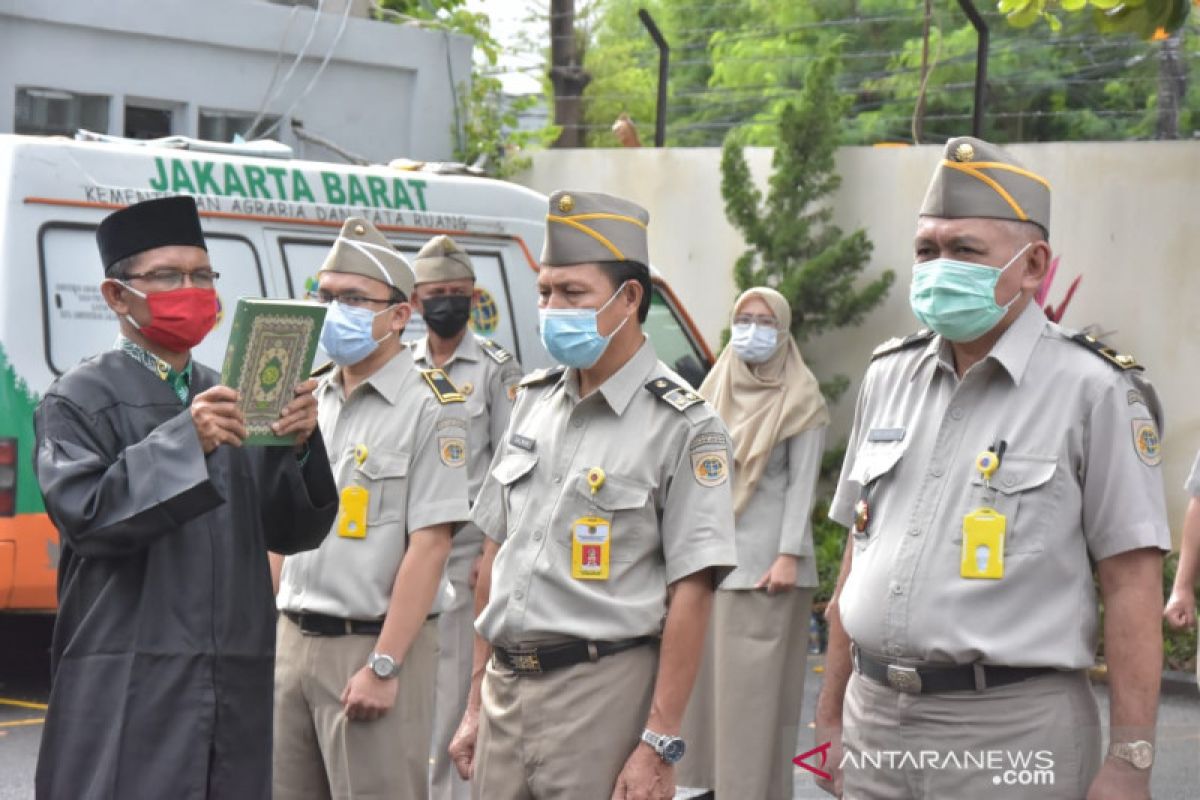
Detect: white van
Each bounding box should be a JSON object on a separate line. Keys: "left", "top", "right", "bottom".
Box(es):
{"left": 0, "top": 132, "right": 715, "bottom": 613}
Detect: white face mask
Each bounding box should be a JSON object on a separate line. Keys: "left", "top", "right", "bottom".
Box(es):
{"left": 730, "top": 323, "right": 778, "bottom": 364}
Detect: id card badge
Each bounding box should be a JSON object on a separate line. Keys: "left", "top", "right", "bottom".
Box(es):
{"left": 571, "top": 515, "right": 611, "bottom": 580}
{"left": 338, "top": 486, "right": 369, "bottom": 539}
{"left": 961, "top": 507, "right": 1005, "bottom": 579}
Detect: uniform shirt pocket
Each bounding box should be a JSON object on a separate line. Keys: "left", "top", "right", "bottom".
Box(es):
{"left": 356, "top": 450, "right": 411, "bottom": 524}
{"left": 491, "top": 452, "right": 539, "bottom": 526}
{"left": 967, "top": 453, "right": 1058, "bottom": 554}
{"left": 558, "top": 471, "right": 653, "bottom": 563}
{"left": 848, "top": 440, "right": 908, "bottom": 548}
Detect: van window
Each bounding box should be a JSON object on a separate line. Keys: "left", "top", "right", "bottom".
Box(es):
{"left": 645, "top": 287, "right": 710, "bottom": 389}
{"left": 279, "top": 237, "right": 521, "bottom": 359}
{"left": 39, "top": 225, "right": 266, "bottom": 374}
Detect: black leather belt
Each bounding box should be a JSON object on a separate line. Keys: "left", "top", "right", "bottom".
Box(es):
{"left": 853, "top": 646, "right": 1056, "bottom": 694}
{"left": 285, "top": 610, "right": 436, "bottom": 637}
{"left": 494, "top": 636, "right": 657, "bottom": 676}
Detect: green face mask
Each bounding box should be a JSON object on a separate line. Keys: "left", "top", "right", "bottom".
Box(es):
{"left": 908, "top": 243, "right": 1030, "bottom": 342}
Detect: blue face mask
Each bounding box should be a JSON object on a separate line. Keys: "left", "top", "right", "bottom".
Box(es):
{"left": 538, "top": 283, "right": 631, "bottom": 369}
{"left": 729, "top": 323, "right": 778, "bottom": 364}
{"left": 319, "top": 301, "right": 394, "bottom": 366}
{"left": 908, "top": 243, "right": 1030, "bottom": 342}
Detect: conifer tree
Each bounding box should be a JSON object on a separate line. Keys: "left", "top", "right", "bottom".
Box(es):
{"left": 720, "top": 52, "right": 894, "bottom": 391}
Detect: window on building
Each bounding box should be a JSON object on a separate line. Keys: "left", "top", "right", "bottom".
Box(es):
{"left": 199, "top": 109, "right": 280, "bottom": 142}
{"left": 124, "top": 103, "right": 175, "bottom": 140}
{"left": 14, "top": 87, "right": 109, "bottom": 136}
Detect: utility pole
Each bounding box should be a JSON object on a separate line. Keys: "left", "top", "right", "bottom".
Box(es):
{"left": 549, "top": 0, "right": 590, "bottom": 147}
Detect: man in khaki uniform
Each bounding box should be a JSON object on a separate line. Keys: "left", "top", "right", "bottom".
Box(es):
{"left": 410, "top": 235, "right": 522, "bottom": 800}
{"left": 447, "top": 190, "right": 737, "bottom": 800}
{"left": 271, "top": 218, "right": 471, "bottom": 800}
{"left": 814, "top": 138, "right": 1170, "bottom": 800}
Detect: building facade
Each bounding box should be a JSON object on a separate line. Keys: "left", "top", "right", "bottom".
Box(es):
{"left": 0, "top": 0, "right": 472, "bottom": 163}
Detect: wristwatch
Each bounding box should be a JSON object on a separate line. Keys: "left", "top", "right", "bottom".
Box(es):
{"left": 641, "top": 728, "right": 686, "bottom": 765}
{"left": 1107, "top": 740, "right": 1154, "bottom": 770}
{"left": 367, "top": 652, "right": 401, "bottom": 679}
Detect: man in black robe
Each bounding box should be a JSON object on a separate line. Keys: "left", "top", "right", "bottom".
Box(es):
{"left": 33, "top": 196, "right": 338, "bottom": 799}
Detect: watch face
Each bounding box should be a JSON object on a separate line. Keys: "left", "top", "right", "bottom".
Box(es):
{"left": 370, "top": 654, "right": 395, "bottom": 678}
{"left": 1129, "top": 743, "right": 1153, "bottom": 770}
{"left": 662, "top": 738, "right": 686, "bottom": 765}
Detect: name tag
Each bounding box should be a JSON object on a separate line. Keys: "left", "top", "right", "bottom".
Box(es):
{"left": 509, "top": 433, "right": 536, "bottom": 452}
{"left": 961, "top": 507, "right": 1005, "bottom": 579}
{"left": 868, "top": 427, "right": 906, "bottom": 443}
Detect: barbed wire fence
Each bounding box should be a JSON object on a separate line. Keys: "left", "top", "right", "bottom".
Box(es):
{"left": 479, "top": 2, "right": 1197, "bottom": 145}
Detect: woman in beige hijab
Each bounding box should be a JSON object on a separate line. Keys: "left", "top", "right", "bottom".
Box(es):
{"left": 678, "top": 287, "right": 829, "bottom": 800}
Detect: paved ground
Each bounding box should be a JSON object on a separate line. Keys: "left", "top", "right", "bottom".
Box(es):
{"left": 2, "top": 617, "right": 1197, "bottom": 798}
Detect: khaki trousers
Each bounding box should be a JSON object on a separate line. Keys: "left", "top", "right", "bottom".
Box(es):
{"left": 678, "top": 587, "right": 814, "bottom": 799}
{"left": 273, "top": 614, "right": 439, "bottom": 800}
{"left": 841, "top": 668, "right": 1101, "bottom": 800}
{"left": 472, "top": 642, "right": 659, "bottom": 800}
{"left": 430, "top": 531, "right": 481, "bottom": 800}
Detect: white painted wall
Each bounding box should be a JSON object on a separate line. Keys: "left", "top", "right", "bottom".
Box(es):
{"left": 518, "top": 141, "right": 1200, "bottom": 540}
{"left": 0, "top": 0, "right": 472, "bottom": 163}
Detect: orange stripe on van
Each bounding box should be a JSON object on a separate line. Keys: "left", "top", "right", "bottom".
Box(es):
{"left": 0, "top": 514, "right": 58, "bottom": 611}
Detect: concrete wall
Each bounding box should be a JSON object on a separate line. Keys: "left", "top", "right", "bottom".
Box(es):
{"left": 518, "top": 141, "right": 1200, "bottom": 539}
{"left": 0, "top": 0, "right": 472, "bottom": 163}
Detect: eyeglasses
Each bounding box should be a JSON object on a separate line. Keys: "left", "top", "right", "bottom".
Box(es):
{"left": 306, "top": 290, "right": 394, "bottom": 309}
{"left": 121, "top": 268, "right": 221, "bottom": 289}
{"left": 733, "top": 314, "right": 779, "bottom": 328}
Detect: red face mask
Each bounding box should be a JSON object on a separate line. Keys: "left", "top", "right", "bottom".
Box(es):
{"left": 122, "top": 285, "right": 218, "bottom": 352}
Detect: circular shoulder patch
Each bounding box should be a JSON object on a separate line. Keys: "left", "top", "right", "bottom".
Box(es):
{"left": 1132, "top": 419, "right": 1162, "bottom": 466}
{"left": 691, "top": 450, "right": 728, "bottom": 487}
{"left": 439, "top": 436, "right": 467, "bottom": 468}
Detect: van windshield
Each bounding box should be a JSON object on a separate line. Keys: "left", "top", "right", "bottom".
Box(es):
{"left": 645, "top": 287, "right": 709, "bottom": 390}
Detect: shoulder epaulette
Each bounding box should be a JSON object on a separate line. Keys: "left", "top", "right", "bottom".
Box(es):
{"left": 644, "top": 377, "right": 705, "bottom": 412}
{"left": 518, "top": 366, "right": 566, "bottom": 389}
{"left": 477, "top": 337, "right": 514, "bottom": 365}
{"left": 421, "top": 368, "right": 466, "bottom": 403}
{"left": 311, "top": 361, "right": 335, "bottom": 378}
{"left": 1069, "top": 333, "right": 1142, "bottom": 371}
{"left": 871, "top": 329, "right": 935, "bottom": 361}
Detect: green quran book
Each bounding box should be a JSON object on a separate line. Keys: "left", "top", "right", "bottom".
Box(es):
{"left": 220, "top": 298, "right": 327, "bottom": 446}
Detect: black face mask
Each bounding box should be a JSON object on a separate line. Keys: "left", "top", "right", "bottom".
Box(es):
{"left": 421, "top": 294, "right": 473, "bottom": 338}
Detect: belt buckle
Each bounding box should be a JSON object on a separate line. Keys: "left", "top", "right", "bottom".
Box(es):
{"left": 886, "top": 664, "right": 922, "bottom": 694}
{"left": 507, "top": 648, "right": 542, "bottom": 674}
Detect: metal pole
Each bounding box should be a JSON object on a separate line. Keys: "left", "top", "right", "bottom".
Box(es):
{"left": 638, "top": 9, "right": 668, "bottom": 147}
{"left": 956, "top": 0, "right": 989, "bottom": 138}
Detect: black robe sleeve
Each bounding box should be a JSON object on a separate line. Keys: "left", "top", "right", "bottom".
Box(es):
{"left": 252, "top": 430, "right": 338, "bottom": 555}
{"left": 34, "top": 393, "right": 224, "bottom": 559}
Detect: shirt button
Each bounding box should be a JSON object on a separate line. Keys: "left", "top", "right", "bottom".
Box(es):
{"left": 890, "top": 583, "right": 903, "bottom": 595}
{"left": 950, "top": 407, "right": 965, "bottom": 420}
{"left": 553, "top": 475, "right": 562, "bottom": 485}
{"left": 929, "top": 466, "right": 944, "bottom": 478}
{"left": 572, "top": 419, "right": 584, "bottom": 428}
{"left": 533, "top": 531, "right": 543, "bottom": 541}
{"left": 907, "top": 528, "right": 921, "bottom": 537}
{"left": 1003, "top": 476, "right": 1016, "bottom": 487}
{"left": 514, "top": 590, "right": 524, "bottom": 600}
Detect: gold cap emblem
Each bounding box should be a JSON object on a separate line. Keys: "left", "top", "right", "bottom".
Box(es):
{"left": 353, "top": 223, "right": 366, "bottom": 235}
{"left": 558, "top": 194, "right": 575, "bottom": 213}
{"left": 954, "top": 142, "right": 975, "bottom": 163}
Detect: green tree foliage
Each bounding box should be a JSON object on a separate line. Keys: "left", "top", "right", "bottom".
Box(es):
{"left": 578, "top": 0, "right": 1200, "bottom": 145}
{"left": 376, "top": 0, "right": 557, "bottom": 176}
{"left": 1001, "top": 0, "right": 1191, "bottom": 38}
{"left": 721, "top": 53, "right": 893, "bottom": 349}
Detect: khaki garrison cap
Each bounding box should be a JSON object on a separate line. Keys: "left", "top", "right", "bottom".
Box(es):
{"left": 413, "top": 235, "right": 475, "bottom": 284}
{"left": 318, "top": 217, "right": 415, "bottom": 298}
{"left": 920, "top": 136, "right": 1051, "bottom": 235}
{"left": 541, "top": 190, "right": 650, "bottom": 266}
